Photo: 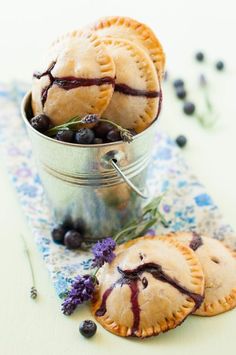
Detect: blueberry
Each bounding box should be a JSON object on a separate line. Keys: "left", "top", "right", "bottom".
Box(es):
{"left": 215, "top": 60, "right": 224, "bottom": 71}
{"left": 64, "top": 230, "right": 83, "bottom": 249}
{"left": 176, "top": 135, "right": 187, "bottom": 148}
{"left": 93, "top": 138, "right": 103, "bottom": 144}
{"left": 183, "top": 102, "right": 195, "bottom": 115}
{"left": 30, "top": 114, "right": 50, "bottom": 133}
{"left": 195, "top": 51, "right": 204, "bottom": 62}
{"left": 176, "top": 87, "right": 187, "bottom": 99}
{"left": 75, "top": 128, "right": 95, "bottom": 144}
{"left": 79, "top": 320, "right": 97, "bottom": 338}
{"left": 93, "top": 122, "right": 113, "bottom": 139}
{"left": 73, "top": 218, "right": 86, "bottom": 234}
{"left": 173, "top": 79, "right": 184, "bottom": 88}
{"left": 56, "top": 129, "right": 74, "bottom": 142}
{"left": 106, "top": 129, "right": 121, "bottom": 142}
{"left": 51, "top": 225, "right": 67, "bottom": 244}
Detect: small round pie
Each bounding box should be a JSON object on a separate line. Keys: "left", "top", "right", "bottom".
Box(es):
{"left": 91, "top": 235, "right": 204, "bottom": 338}
{"left": 91, "top": 16, "right": 165, "bottom": 79}
{"left": 101, "top": 37, "right": 160, "bottom": 133}
{"left": 32, "top": 31, "right": 115, "bottom": 126}
{"left": 168, "top": 231, "right": 236, "bottom": 316}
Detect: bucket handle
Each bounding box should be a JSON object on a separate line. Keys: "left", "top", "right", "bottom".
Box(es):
{"left": 109, "top": 159, "right": 148, "bottom": 199}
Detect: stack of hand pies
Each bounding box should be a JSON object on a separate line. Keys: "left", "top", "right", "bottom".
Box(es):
{"left": 92, "top": 232, "right": 236, "bottom": 338}
{"left": 32, "top": 16, "right": 165, "bottom": 133}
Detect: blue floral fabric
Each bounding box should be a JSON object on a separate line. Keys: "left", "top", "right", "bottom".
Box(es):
{"left": 0, "top": 82, "right": 234, "bottom": 298}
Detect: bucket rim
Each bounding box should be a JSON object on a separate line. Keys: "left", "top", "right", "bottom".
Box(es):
{"left": 21, "top": 91, "right": 159, "bottom": 148}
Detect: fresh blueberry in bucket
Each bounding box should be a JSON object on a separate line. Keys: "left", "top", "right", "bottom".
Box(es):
{"left": 73, "top": 218, "right": 86, "bottom": 234}
{"left": 64, "top": 230, "right": 83, "bottom": 249}
{"left": 173, "top": 79, "right": 184, "bottom": 88}
{"left": 93, "top": 122, "right": 113, "bottom": 138}
{"left": 176, "top": 87, "right": 187, "bottom": 99}
{"left": 79, "top": 320, "right": 97, "bottom": 338}
{"left": 56, "top": 129, "right": 74, "bottom": 142}
{"left": 75, "top": 128, "right": 95, "bottom": 144}
{"left": 30, "top": 114, "right": 50, "bottom": 133}
{"left": 215, "top": 60, "right": 224, "bottom": 71}
{"left": 51, "top": 225, "right": 67, "bottom": 244}
{"left": 106, "top": 129, "right": 121, "bottom": 142}
{"left": 176, "top": 135, "right": 187, "bottom": 148}
{"left": 183, "top": 101, "right": 195, "bottom": 115}
{"left": 195, "top": 51, "right": 204, "bottom": 62}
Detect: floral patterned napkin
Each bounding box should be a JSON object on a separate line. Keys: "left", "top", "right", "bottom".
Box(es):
{"left": 0, "top": 82, "right": 234, "bottom": 298}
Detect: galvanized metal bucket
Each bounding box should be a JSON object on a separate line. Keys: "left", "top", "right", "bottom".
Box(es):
{"left": 21, "top": 91, "right": 158, "bottom": 240}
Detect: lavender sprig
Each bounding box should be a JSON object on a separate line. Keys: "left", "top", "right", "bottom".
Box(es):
{"left": 61, "top": 238, "right": 116, "bottom": 315}
{"left": 197, "top": 73, "right": 218, "bottom": 128}
{"left": 61, "top": 274, "right": 95, "bottom": 315}
{"left": 92, "top": 237, "right": 116, "bottom": 268}
{"left": 20, "top": 234, "right": 38, "bottom": 300}
{"left": 113, "top": 196, "right": 168, "bottom": 244}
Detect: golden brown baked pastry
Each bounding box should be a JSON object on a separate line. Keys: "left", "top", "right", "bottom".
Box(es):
{"left": 101, "top": 37, "right": 160, "bottom": 133}
{"left": 32, "top": 31, "right": 115, "bottom": 126}
{"left": 168, "top": 231, "right": 236, "bottom": 316}
{"left": 91, "top": 16, "right": 165, "bottom": 79}
{"left": 92, "top": 235, "right": 204, "bottom": 338}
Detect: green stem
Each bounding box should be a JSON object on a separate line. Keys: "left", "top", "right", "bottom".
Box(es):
{"left": 20, "top": 235, "right": 37, "bottom": 297}
{"left": 114, "top": 224, "right": 139, "bottom": 242}
{"left": 93, "top": 267, "right": 99, "bottom": 277}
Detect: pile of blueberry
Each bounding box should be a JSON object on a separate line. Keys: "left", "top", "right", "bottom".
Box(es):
{"left": 171, "top": 51, "right": 225, "bottom": 147}
{"left": 52, "top": 218, "right": 86, "bottom": 249}
{"left": 30, "top": 113, "right": 132, "bottom": 144}
{"left": 171, "top": 51, "right": 225, "bottom": 117}
{"left": 173, "top": 79, "right": 196, "bottom": 116}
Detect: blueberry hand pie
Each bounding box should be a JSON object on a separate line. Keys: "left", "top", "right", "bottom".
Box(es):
{"left": 92, "top": 235, "right": 204, "bottom": 338}
{"left": 168, "top": 231, "right": 236, "bottom": 316}
{"left": 32, "top": 31, "right": 115, "bottom": 126}
{"left": 91, "top": 16, "right": 165, "bottom": 79}
{"left": 101, "top": 38, "right": 160, "bottom": 133}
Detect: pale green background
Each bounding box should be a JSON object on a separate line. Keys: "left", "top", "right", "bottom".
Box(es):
{"left": 0, "top": 0, "right": 236, "bottom": 354}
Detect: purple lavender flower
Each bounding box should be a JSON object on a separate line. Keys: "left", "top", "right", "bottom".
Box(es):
{"left": 61, "top": 274, "right": 95, "bottom": 315}
{"left": 92, "top": 237, "right": 116, "bottom": 268}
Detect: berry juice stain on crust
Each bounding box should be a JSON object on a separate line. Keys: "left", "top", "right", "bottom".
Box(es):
{"left": 95, "top": 262, "right": 204, "bottom": 335}
{"left": 189, "top": 232, "right": 203, "bottom": 251}
{"left": 129, "top": 280, "right": 140, "bottom": 335}
{"left": 33, "top": 62, "right": 161, "bottom": 108}
{"left": 33, "top": 61, "right": 115, "bottom": 107}
{"left": 114, "top": 83, "right": 159, "bottom": 98}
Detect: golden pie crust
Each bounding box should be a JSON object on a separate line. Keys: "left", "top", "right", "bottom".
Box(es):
{"left": 101, "top": 37, "right": 160, "bottom": 133}
{"left": 91, "top": 16, "right": 166, "bottom": 79}
{"left": 168, "top": 231, "right": 236, "bottom": 316}
{"left": 91, "top": 235, "right": 204, "bottom": 338}
{"left": 31, "top": 31, "right": 115, "bottom": 126}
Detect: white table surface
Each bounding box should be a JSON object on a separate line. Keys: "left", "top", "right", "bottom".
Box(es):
{"left": 0, "top": 0, "right": 236, "bottom": 354}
